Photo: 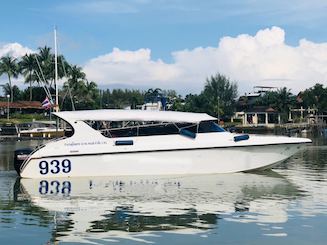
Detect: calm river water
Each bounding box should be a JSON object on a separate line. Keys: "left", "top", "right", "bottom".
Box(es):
{"left": 0, "top": 134, "right": 327, "bottom": 244}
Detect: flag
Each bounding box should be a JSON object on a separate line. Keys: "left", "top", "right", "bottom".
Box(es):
{"left": 42, "top": 97, "right": 52, "bottom": 109}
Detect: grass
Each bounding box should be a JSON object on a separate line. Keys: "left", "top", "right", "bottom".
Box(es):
{"left": 0, "top": 113, "right": 50, "bottom": 124}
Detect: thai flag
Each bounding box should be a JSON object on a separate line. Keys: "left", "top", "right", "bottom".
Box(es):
{"left": 42, "top": 97, "right": 52, "bottom": 109}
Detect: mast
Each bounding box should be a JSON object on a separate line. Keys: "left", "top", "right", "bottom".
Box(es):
{"left": 54, "top": 27, "right": 59, "bottom": 112}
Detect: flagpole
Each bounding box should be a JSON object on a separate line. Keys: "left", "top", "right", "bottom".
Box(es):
{"left": 54, "top": 26, "right": 59, "bottom": 135}
{"left": 54, "top": 26, "right": 59, "bottom": 113}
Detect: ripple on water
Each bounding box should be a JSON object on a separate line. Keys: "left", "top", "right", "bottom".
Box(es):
{"left": 0, "top": 137, "right": 326, "bottom": 244}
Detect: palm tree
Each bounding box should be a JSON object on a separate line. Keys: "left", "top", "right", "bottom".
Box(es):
{"left": 144, "top": 88, "right": 154, "bottom": 102}
{"left": 0, "top": 55, "right": 19, "bottom": 102}
{"left": 57, "top": 54, "right": 70, "bottom": 78}
{"left": 274, "top": 87, "right": 295, "bottom": 121}
{"left": 61, "top": 65, "right": 86, "bottom": 109}
{"left": 145, "top": 88, "right": 162, "bottom": 103}
{"left": 1, "top": 83, "right": 21, "bottom": 101}
{"left": 83, "top": 81, "right": 99, "bottom": 109}
{"left": 19, "top": 54, "right": 37, "bottom": 101}
{"left": 67, "top": 65, "right": 86, "bottom": 91}
{"left": 37, "top": 47, "right": 71, "bottom": 96}
{"left": 1, "top": 83, "right": 11, "bottom": 96}
{"left": 36, "top": 46, "right": 53, "bottom": 86}
{"left": 301, "top": 83, "right": 327, "bottom": 112}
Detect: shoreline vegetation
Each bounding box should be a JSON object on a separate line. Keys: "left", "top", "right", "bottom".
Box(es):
{"left": 0, "top": 46, "right": 326, "bottom": 125}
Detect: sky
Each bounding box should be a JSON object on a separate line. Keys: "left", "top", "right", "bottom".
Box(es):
{"left": 1, "top": 0, "right": 327, "bottom": 95}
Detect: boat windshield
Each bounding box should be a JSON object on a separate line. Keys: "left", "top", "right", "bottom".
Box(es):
{"left": 198, "top": 121, "right": 225, "bottom": 133}
{"left": 84, "top": 120, "right": 224, "bottom": 138}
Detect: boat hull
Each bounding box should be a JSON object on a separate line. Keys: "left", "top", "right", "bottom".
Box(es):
{"left": 20, "top": 143, "right": 305, "bottom": 178}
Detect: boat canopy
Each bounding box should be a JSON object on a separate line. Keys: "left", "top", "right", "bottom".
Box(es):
{"left": 53, "top": 109, "right": 216, "bottom": 123}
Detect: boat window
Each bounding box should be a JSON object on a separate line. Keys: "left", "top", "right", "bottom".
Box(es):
{"left": 88, "top": 120, "right": 181, "bottom": 138}
{"left": 176, "top": 123, "right": 197, "bottom": 134}
{"left": 109, "top": 127, "right": 138, "bottom": 138}
{"left": 85, "top": 120, "right": 224, "bottom": 138}
{"left": 138, "top": 123, "right": 179, "bottom": 136}
{"left": 198, "top": 121, "right": 225, "bottom": 133}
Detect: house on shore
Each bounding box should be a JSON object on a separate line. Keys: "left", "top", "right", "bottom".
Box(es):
{"left": 232, "top": 87, "right": 281, "bottom": 127}
{"left": 0, "top": 101, "right": 43, "bottom": 118}
{"left": 233, "top": 106, "right": 280, "bottom": 127}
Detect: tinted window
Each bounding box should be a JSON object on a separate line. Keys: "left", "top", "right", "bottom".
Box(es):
{"left": 176, "top": 123, "right": 197, "bottom": 133}
{"left": 109, "top": 127, "right": 138, "bottom": 138}
{"left": 139, "top": 124, "right": 179, "bottom": 136}
{"left": 198, "top": 121, "right": 225, "bottom": 133}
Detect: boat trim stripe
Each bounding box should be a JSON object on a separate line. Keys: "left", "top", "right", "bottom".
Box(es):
{"left": 28, "top": 142, "right": 310, "bottom": 160}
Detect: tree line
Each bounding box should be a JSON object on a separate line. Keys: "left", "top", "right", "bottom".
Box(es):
{"left": 0, "top": 46, "right": 100, "bottom": 110}
{"left": 0, "top": 47, "right": 326, "bottom": 120}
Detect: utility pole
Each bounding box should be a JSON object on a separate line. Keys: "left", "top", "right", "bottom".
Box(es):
{"left": 6, "top": 94, "right": 10, "bottom": 120}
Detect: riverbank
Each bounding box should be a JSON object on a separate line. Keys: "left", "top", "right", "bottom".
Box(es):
{"left": 1, "top": 120, "right": 326, "bottom": 140}
{"left": 233, "top": 123, "right": 327, "bottom": 136}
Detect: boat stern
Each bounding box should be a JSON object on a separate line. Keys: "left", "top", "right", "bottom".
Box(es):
{"left": 14, "top": 148, "right": 34, "bottom": 176}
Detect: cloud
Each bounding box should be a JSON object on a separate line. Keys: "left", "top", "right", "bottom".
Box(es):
{"left": 83, "top": 48, "right": 181, "bottom": 86}
{"left": 0, "top": 43, "right": 34, "bottom": 58}
{"left": 83, "top": 26, "right": 327, "bottom": 94}
{"left": 0, "top": 43, "right": 35, "bottom": 89}
{"left": 1, "top": 27, "right": 327, "bottom": 95}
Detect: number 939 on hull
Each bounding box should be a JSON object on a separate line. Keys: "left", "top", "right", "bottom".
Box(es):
{"left": 19, "top": 157, "right": 73, "bottom": 178}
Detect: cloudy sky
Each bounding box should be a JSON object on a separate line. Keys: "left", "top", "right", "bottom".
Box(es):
{"left": 1, "top": 0, "right": 327, "bottom": 95}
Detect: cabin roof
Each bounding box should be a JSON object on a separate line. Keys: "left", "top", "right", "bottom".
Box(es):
{"left": 53, "top": 109, "right": 216, "bottom": 123}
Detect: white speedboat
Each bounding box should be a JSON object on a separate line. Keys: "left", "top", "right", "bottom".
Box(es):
{"left": 17, "top": 121, "right": 65, "bottom": 138}
{"left": 14, "top": 109, "right": 311, "bottom": 178}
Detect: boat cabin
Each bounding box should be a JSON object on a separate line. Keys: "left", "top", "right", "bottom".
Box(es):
{"left": 54, "top": 109, "right": 224, "bottom": 139}
{"left": 84, "top": 120, "right": 225, "bottom": 139}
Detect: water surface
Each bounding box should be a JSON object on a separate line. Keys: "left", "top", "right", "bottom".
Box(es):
{"left": 0, "top": 135, "right": 326, "bottom": 244}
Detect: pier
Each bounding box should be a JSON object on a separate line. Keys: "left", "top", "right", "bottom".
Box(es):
{"left": 0, "top": 123, "right": 64, "bottom": 140}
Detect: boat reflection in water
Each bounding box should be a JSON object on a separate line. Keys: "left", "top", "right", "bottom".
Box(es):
{"left": 15, "top": 172, "right": 299, "bottom": 243}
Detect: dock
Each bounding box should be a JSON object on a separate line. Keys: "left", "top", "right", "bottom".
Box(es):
{"left": 0, "top": 123, "right": 64, "bottom": 140}
{"left": 234, "top": 122, "right": 326, "bottom": 136}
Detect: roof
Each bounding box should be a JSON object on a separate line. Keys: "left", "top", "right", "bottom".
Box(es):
{"left": 53, "top": 109, "right": 216, "bottom": 123}
{"left": 0, "top": 101, "right": 42, "bottom": 109}
{"left": 243, "top": 106, "right": 277, "bottom": 113}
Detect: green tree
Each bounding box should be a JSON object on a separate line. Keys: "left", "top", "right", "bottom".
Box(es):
{"left": 1, "top": 83, "right": 11, "bottom": 98}
{"left": 66, "top": 65, "right": 86, "bottom": 90}
{"left": 274, "top": 87, "right": 295, "bottom": 114}
{"left": 19, "top": 54, "right": 37, "bottom": 101}
{"left": 99, "top": 89, "right": 145, "bottom": 109}
{"left": 1, "top": 83, "right": 21, "bottom": 101}
{"left": 203, "top": 73, "right": 238, "bottom": 118}
{"left": 12, "top": 85, "right": 22, "bottom": 101}
{"left": 256, "top": 87, "right": 296, "bottom": 122}
{"left": 36, "top": 46, "right": 53, "bottom": 85}
{"left": 61, "top": 65, "right": 85, "bottom": 110}
{"left": 182, "top": 93, "right": 210, "bottom": 113}
{"left": 35, "top": 47, "right": 69, "bottom": 89}
{"left": 81, "top": 81, "right": 100, "bottom": 109}
{"left": 301, "top": 83, "right": 327, "bottom": 112}
{"left": 61, "top": 65, "right": 102, "bottom": 110}
{"left": 0, "top": 55, "right": 19, "bottom": 102}
{"left": 145, "top": 88, "right": 162, "bottom": 103}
